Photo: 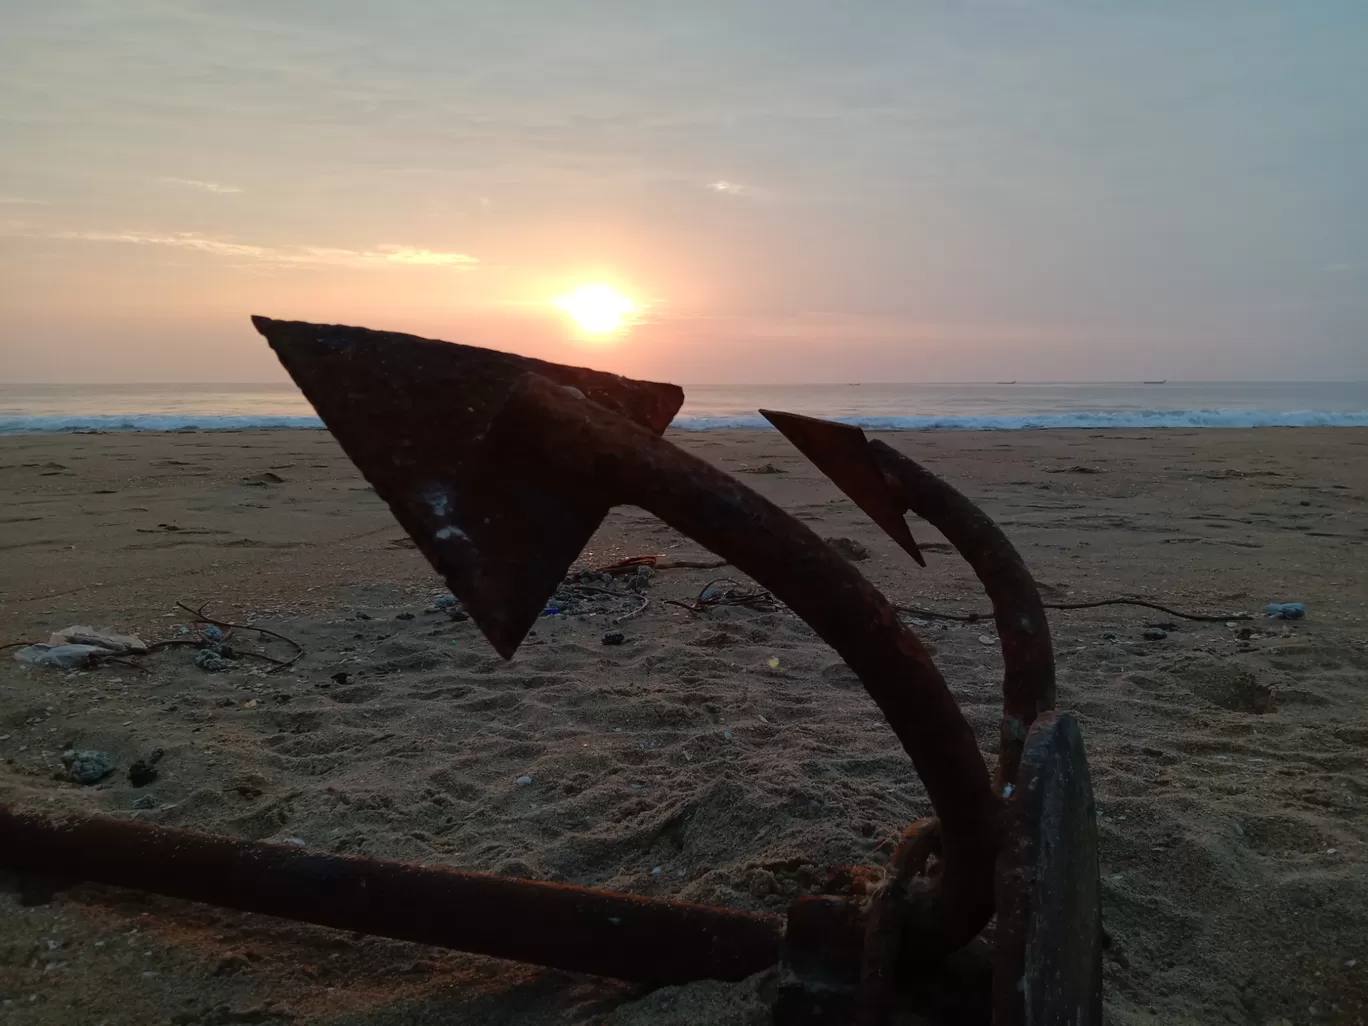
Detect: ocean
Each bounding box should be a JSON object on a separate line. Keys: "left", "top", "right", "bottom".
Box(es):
{"left": 1, "top": 381, "right": 1366, "bottom": 434}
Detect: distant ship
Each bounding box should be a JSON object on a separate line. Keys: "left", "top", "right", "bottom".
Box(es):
{"left": 997, "top": 380, "right": 1017, "bottom": 385}
{"left": 1143, "top": 379, "right": 1167, "bottom": 385}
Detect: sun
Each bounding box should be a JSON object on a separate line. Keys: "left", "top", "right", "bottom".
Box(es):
{"left": 554, "top": 284, "right": 638, "bottom": 335}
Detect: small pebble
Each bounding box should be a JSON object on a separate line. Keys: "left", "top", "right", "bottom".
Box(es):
{"left": 601, "top": 631, "right": 626, "bottom": 646}
{"left": 1143, "top": 627, "right": 1168, "bottom": 641}
{"left": 281, "top": 837, "right": 307, "bottom": 847}
{"left": 723, "top": 730, "right": 734, "bottom": 740}
{"left": 516, "top": 775, "right": 533, "bottom": 786}
{"left": 978, "top": 634, "right": 995, "bottom": 646}
{"left": 651, "top": 866, "right": 662, "bottom": 874}
{"left": 243, "top": 699, "right": 260, "bottom": 710}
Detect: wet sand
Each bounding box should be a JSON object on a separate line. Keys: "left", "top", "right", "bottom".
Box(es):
{"left": 2, "top": 427, "right": 1366, "bottom": 1024}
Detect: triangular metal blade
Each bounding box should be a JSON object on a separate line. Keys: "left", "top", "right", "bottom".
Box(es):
{"left": 759, "top": 410, "right": 925, "bottom": 566}
{"left": 254, "top": 316, "right": 684, "bottom": 657}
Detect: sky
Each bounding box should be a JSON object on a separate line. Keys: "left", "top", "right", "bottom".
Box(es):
{"left": 1, "top": 0, "right": 1365, "bottom": 384}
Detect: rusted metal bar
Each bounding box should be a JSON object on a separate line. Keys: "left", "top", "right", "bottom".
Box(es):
{"left": 759, "top": 411, "right": 1054, "bottom": 791}
{"left": 0, "top": 805, "right": 783, "bottom": 984}
{"left": 865, "top": 441, "right": 1055, "bottom": 790}
{"left": 486, "top": 373, "right": 1003, "bottom": 953}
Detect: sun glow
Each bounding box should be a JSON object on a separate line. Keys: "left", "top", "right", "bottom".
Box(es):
{"left": 554, "top": 284, "right": 638, "bottom": 335}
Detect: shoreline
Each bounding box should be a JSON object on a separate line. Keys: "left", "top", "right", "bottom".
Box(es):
{"left": 3, "top": 421, "right": 1368, "bottom": 438}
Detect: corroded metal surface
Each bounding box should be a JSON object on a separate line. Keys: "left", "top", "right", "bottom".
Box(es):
{"left": 756, "top": 412, "right": 1055, "bottom": 791}
{"left": 993, "top": 712, "right": 1103, "bottom": 1026}
{"left": 0, "top": 805, "right": 783, "bottom": 984}
{"left": 760, "top": 410, "right": 926, "bottom": 566}
{"left": 253, "top": 316, "right": 683, "bottom": 657}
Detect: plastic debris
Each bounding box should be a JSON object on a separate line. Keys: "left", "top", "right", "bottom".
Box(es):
{"left": 516, "top": 775, "right": 533, "bottom": 786}
{"left": 47, "top": 626, "right": 148, "bottom": 654}
{"left": 62, "top": 749, "right": 115, "bottom": 785}
{"left": 1265, "top": 602, "right": 1305, "bottom": 620}
{"left": 194, "top": 649, "right": 233, "bottom": 672}
{"left": 201, "top": 625, "right": 225, "bottom": 643}
{"left": 433, "top": 594, "right": 458, "bottom": 611}
{"left": 13, "top": 644, "right": 109, "bottom": 669}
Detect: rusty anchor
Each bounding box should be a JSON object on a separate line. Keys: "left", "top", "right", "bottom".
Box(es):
{"left": 0, "top": 318, "right": 1102, "bottom": 1025}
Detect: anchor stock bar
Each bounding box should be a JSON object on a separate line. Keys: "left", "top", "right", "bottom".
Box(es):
{"left": 0, "top": 805, "right": 784, "bottom": 984}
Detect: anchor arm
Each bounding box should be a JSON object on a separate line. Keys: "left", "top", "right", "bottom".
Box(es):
{"left": 488, "top": 372, "right": 1004, "bottom": 953}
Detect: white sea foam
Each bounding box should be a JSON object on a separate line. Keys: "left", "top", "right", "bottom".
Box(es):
{"left": 669, "top": 409, "right": 1368, "bottom": 431}
{"left": 2, "top": 408, "right": 1366, "bottom": 435}
{"left": 0, "top": 414, "right": 325, "bottom": 435}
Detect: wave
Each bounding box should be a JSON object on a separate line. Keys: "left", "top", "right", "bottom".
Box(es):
{"left": 0, "top": 414, "right": 325, "bottom": 435}
{"left": 670, "top": 409, "right": 1368, "bottom": 431}
{"left": 2, "top": 408, "right": 1366, "bottom": 435}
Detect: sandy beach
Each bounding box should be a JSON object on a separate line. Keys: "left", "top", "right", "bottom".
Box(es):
{"left": 1, "top": 426, "right": 1365, "bottom": 1025}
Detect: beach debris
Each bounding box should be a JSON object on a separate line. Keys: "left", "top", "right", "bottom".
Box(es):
{"left": 1265, "top": 602, "right": 1305, "bottom": 620}
{"left": 432, "top": 594, "right": 458, "bottom": 611}
{"left": 897, "top": 594, "right": 1252, "bottom": 624}
{"left": 737, "top": 462, "right": 786, "bottom": 474}
{"left": 825, "top": 536, "right": 870, "bottom": 561}
{"left": 396, "top": 611, "right": 415, "bottom": 620}
{"left": 61, "top": 749, "right": 114, "bottom": 785}
{"left": 601, "top": 631, "right": 626, "bottom": 646}
{"left": 978, "top": 634, "right": 995, "bottom": 646}
{"left": 128, "top": 749, "right": 163, "bottom": 788}
{"left": 132, "top": 794, "right": 157, "bottom": 810}
{"left": 665, "top": 577, "right": 776, "bottom": 616}
{"left": 47, "top": 626, "right": 148, "bottom": 654}
{"left": 13, "top": 644, "right": 109, "bottom": 669}
{"left": 175, "top": 601, "right": 305, "bottom": 672}
{"left": 330, "top": 672, "right": 350, "bottom": 686}
{"left": 628, "top": 565, "right": 654, "bottom": 592}
{"left": 593, "top": 554, "right": 729, "bottom": 575}
{"left": 1143, "top": 627, "right": 1168, "bottom": 641}
{"left": 201, "top": 625, "right": 225, "bottom": 643}
{"left": 515, "top": 775, "right": 533, "bottom": 786}
{"left": 194, "top": 649, "right": 234, "bottom": 672}
{"left": 1047, "top": 465, "right": 1103, "bottom": 475}
{"left": 243, "top": 471, "right": 285, "bottom": 486}
{"left": 1101, "top": 631, "right": 1118, "bottom": 641}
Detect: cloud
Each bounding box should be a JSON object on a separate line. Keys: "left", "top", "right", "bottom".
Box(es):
{"left": 709, "top": 180, "right": 748, "bottom": 196}
{"left": 164, "top": 178, "right": 244, "bottom": 194}
{"left": 377, "top": 245, "right": 479, "bottom": 266}
{"left": 0, "top": 196, "right": 49, "bottom": 205}
{"left": 49, "top": 230, "right": 478, "bottom": 269}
